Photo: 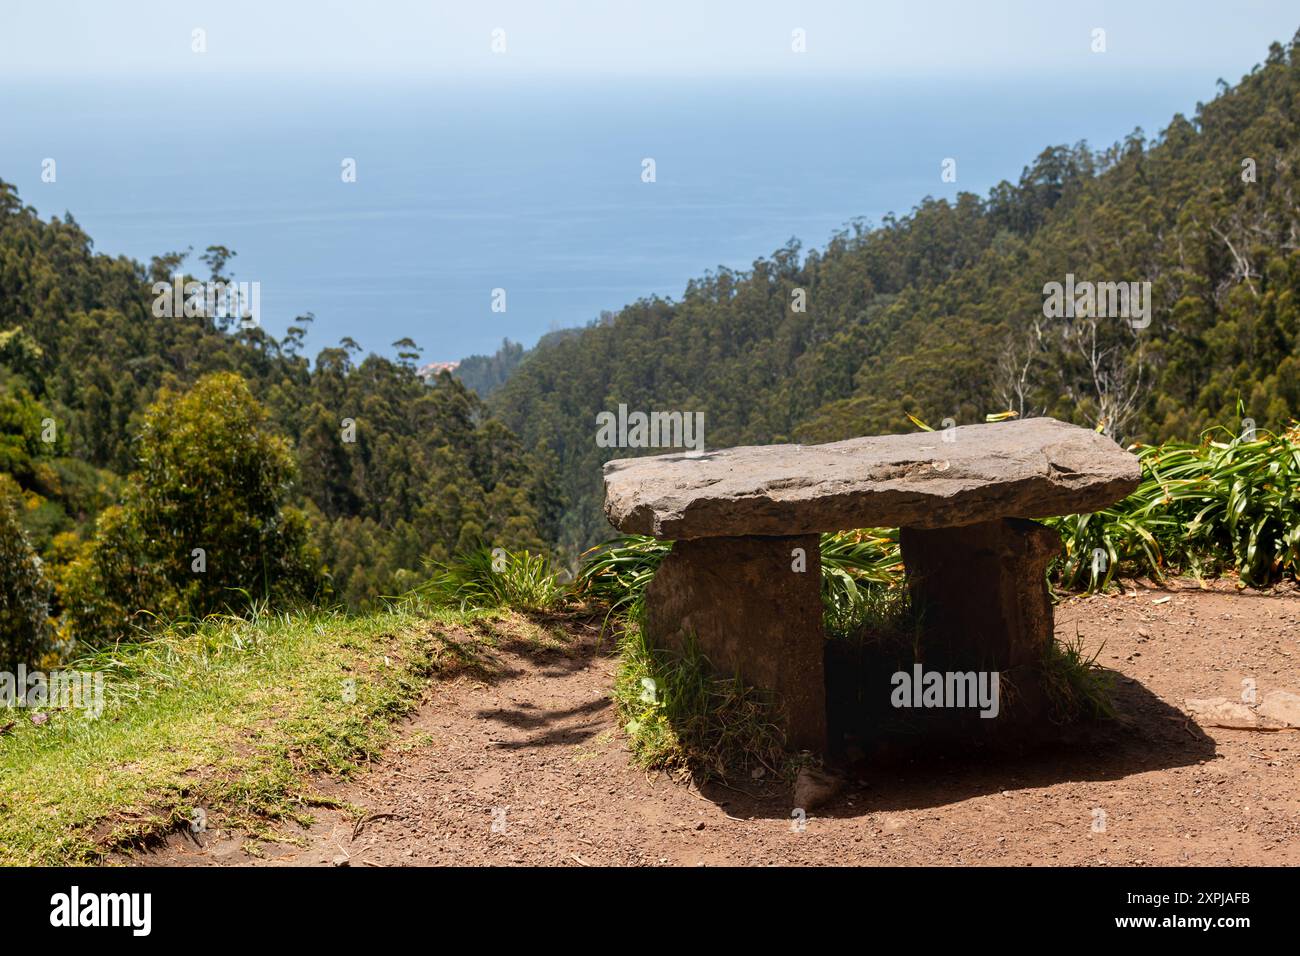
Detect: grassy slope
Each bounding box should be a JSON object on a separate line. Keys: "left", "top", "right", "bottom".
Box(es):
{"left": 0, "top": 607, "right": 502, "bottom": 865}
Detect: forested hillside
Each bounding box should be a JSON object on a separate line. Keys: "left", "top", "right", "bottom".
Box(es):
{"left": 0, "top": 187, "right": 556, "bottom": 651}
{"left": 491, "top": 34, "right": 1300, "bottom": 555}
{"left": 5, "top": 33, "right": 1300, "bottom": 651}
{"left": 452, "top": 329, "right": 586, "bottom": 397}
{"left": 453, "top": 339, "right": 526, "bottom": 396}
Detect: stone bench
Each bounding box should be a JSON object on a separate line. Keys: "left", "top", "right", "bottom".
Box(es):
{"left": 602, "top": 417, "right": 1141, "bottom": 752}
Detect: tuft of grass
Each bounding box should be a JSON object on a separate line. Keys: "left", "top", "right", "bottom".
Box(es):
{"left": 0, "top": 606, "right": 496, "bottom": 865}
{"left": 1041, "top": 631, "right": 1118, "bottom": 723}
{"left": 402, "top": 547, "right": 567, "bottom": 613}
{"left": 612, "top": 616, "right": 787, "bottom": 781}
{"left": 823, "top": 580, "right": 917, "bottom": 654}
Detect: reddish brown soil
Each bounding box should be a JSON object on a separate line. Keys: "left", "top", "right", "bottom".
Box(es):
{"left": 133, "top": 582, "right": 1300, "bottom": 866}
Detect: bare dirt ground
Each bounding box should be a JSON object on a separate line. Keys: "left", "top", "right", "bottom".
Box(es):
{"left": 133, "top": 582, "right": 1300, "bottom": 866}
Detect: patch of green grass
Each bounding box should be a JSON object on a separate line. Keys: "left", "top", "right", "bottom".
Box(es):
{"left": 402, "top": 547, "right": 567, "bottom": 612}
{"left": 1041, "top": 630, "right": 1118, "bottom": 723}
{"left": 0, "top": 605, "right": 497, "bottom": 865}
{"left": 612, "top": 615, "right": 787, "bottom": 781}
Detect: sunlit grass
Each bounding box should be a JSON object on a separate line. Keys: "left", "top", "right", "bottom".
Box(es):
{"left": 612, "top": 614, "right": 788, "bottom": 781}
{"left": 401, "top": 547, "right": 567, "bottom": 613}
{"left": 0, "top": 606, "right": 494, "bottom": 866}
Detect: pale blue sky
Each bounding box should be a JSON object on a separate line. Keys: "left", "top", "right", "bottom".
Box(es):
{"left": 3, "top": 4, "right": 1298, "bottom": 361}
{"left": 0, "top": 0, "right": 1296, "bottom": 79}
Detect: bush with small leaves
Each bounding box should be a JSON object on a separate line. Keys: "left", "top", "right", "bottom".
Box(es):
{"left": 0, "top": 476, "right": 55, "bottom": 668}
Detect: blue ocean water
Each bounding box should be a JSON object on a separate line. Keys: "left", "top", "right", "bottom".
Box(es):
{"left": 0, "top": 72, "right": 1224, "bottom": 363}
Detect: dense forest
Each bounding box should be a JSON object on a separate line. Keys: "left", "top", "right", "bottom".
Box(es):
{"left": 0, "top": 190, "right": 557, "bottom": 658}
{"left": 490, "top": 34, "right": 1300, "bottom": 555}
{"left": 3, "top": 33, "right": 1299, "bottom": 657}
{"left": 452, "top": 328, "right": 584, "bottom": 397}
{"left": 452, "top": 339, "right": 526, "bottom": 397}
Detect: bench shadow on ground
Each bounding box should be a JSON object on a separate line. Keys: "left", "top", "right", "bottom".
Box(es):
{"left": 448, "top": 615, "right": 604, "bottom": 682}
{"left": 456, "top": 615, "right": 617, "bottom": 751}
{"left": 443, "top": 616, "right": 1219, "bottom": 819}
{"left": 475, "top": 697, "right": 612, "bottom": 751}
{"left": 693, "top": 668, "right": 1218, "bottom": 820}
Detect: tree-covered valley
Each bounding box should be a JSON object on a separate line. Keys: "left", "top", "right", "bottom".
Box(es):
{"left": 0, "top": 193, "right": 557, "bottom": 659}
{"left": 489, "top": 34, "right": 1300, "bottom": 554}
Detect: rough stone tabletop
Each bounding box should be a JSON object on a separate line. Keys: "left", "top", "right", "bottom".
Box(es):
{"left": 603, "top": 417, "right": 1141, "bottom": 539}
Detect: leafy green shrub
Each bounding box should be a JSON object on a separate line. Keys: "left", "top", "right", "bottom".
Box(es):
{"left": 60, "top": 372, "right": 322, "bottom": 645}
{"left": 0, "top": 475, "right": 56, "bottom": 668}
{"left": 1052, "top": 420, "right": 1300, "bottom": 590}
{"left": 820, "top": 528, "right": 904, "bottom": 637}
{"left": 404, "top": 546, "right": 565, "bottom": 612}
{"left": 572, "top": 534, "right": 669, "bottom": 624}
{"left": 0, "top": 384, "right": 56, "bottom": 484}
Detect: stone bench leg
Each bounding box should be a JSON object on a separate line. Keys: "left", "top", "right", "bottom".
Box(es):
{"left": 642, "top": 534, "right": 827, "bottom": 752}
{"left": 899, "top": 518, "right": 1062, "bottom": 704}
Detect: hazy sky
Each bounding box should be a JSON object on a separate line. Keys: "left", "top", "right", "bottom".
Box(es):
{"left": 3, "top": 3, "right": 1297, "bottom": 361}
{"left": 1, "top": 0, "right": 1297, "bottom": 80}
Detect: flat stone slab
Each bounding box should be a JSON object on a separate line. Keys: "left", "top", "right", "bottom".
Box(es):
{"left": 604, "top": 417, "right": 1140, "bottom": 539}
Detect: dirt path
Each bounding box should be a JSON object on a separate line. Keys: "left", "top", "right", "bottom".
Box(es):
{"left": 136, "top": 584, "right": 1300, "bottom": 866}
